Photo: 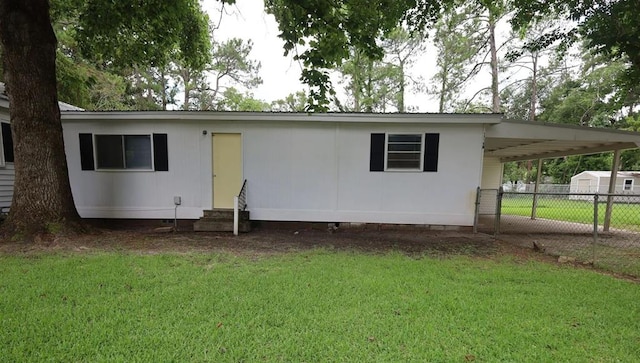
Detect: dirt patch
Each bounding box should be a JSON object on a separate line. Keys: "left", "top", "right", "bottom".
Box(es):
{"left": 0, "top": 225, "right": 507, "bottom": 257}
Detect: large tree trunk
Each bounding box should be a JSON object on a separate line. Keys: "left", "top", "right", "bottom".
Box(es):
{"left": 0, "top": 0, "right": 82, "bottom": 237}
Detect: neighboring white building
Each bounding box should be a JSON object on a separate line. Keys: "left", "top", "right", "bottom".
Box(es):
{"left": 570, "top": 171, "right": 640, "bottom": 195}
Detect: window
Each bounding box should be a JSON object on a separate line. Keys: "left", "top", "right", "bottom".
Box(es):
{"left": 79, "top": 133, "right": 169, "bottom": 171}
{"left": 623, "top": 179, "right": 633, "bottom": 191}
{"left": 386, "top": 134, "right": 423, "bottom": 170}
{"left": 0, "top": 122, "right": 13, "bottom": 166}
{"left": 370, "top": 133, "right": 439, "bottom": 172}
{"left": 95, "top": 135, "right": 152, "bottom": 169}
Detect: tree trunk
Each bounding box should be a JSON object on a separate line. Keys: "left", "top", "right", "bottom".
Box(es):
{"left": 397, "top": 62, "right": 405, "bottom": 112}
{"left": 488, "top": 14, "right": 500, "bottom": 113}
{"left": 0, "top": 0, "right": 82, "bottom": 237}
{"left": 528, "top": 53, "right": 538, "bottom": 122}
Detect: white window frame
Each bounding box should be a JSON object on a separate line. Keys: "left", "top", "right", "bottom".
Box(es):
{"left": 94, "top": 134, "right": 155, "bottom": 171}
{"left": 384, "top": 133, "right": 424, "bottom": 172}
{"left": 623, "top": 178, "right": 633, "bottom": 191}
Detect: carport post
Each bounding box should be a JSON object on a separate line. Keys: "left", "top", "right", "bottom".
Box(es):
{"left": 604, "top": 149, "right": 621, "bottom": 232}
{"left": 531, "top": 159, "right": 543, "bottom": 220}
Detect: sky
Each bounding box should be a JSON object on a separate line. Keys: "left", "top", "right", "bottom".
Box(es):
{"left": 200, "top": 2, "right": 535, "bottom": 113}
{"left": 202, "top": 1, "right": 442, "bottom": 112}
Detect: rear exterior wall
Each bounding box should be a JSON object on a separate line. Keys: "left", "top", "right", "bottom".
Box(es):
{"left": 62, "top": 118, "right": 485, "bottom": 226}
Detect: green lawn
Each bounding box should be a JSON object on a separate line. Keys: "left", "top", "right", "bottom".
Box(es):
{"left": 1, "top": 251, "right": 639, "bottom": 362}
{"left": 502, "top": 196, "right": 640, "bottom": 230}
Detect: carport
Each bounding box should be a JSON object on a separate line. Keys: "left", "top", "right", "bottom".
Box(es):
{"left": 482, "top": 119, "right": 640, "bottom": 230}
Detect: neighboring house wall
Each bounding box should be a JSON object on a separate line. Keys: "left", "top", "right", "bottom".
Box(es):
{"left": 62, "top": 118, "right": 485, "bottom": 226}
{"left": 570, "top": 171, "right": 640, "bottom": 201}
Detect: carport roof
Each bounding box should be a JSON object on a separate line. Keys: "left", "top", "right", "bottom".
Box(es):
{"left": 484, "top": 119, "right": 640, "bottom": 162}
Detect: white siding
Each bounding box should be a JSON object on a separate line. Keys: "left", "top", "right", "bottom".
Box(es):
{"left": 63, "top": 118, "right": 485, "bottom": 226}
{"left": 478, "top": 157, "right": 503, "bottom": 214}
{"left": 0, "top": 163, "right": 14, "bottom": 210}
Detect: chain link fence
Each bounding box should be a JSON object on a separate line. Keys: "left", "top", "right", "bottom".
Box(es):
{"left": 475, "top": 188, "right": 640, "bottom": 277}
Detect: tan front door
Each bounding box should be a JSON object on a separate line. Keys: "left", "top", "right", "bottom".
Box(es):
{"left": 212, "top": 133, "right": 242, "bottom": 209}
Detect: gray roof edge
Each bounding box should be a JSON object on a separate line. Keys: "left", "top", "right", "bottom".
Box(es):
{"left": 498, "top": 118, "right": 640, "bottom": 137}
{"left": 60, "top": 110, "right": 503, "bottom": 124}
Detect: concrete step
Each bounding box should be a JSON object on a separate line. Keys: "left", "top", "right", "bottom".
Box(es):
{"left": 202, "top": 209, "right": 250, "bottom": 220}
{"left": 193, "top": 219, "right": 251, "bottom": 232}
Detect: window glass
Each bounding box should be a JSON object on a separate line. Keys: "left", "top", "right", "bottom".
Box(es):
{"left": 95, "top": 135, "right": 124, "bottom": 169}
{"left": 124, "top": 135, "right": 152, "bottom": 169}
{"left": 95, "top": 135, "right": 152, "bottom": 170}
{"left": 387, "top": 134, "right": 422, "bottom": 170}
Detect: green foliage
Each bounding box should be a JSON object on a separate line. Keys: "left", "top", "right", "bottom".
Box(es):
{"left": 217, "top": 88, "right": 269, "bottom": 111}
{"left": 1, "top": 252, "right": 639, "bottom": 361}
{"left": 75, "top": 0, "right": 215, "bottom": 70}
{"left": 265, "top": 0, "right": 448, "bottom": 111}
{"left": 431, "top": 3, "right": 483, "bottom": 112}
{"left": 544, "top": 154, "right": 613, "bottom": 184}
{"left": 538, "top": 53, "right": 627, "bottom": 127}
{"left": 271, "top": 91, "right": 308, "bottom": 112}
{"left": 511, "top": 0, "right": 640, "bottom": 89}
{"left": 337, "top": 49, "right": 402, "bottom": 112}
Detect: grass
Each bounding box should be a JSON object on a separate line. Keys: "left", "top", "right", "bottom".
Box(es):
{"left": 1, "top": 251, "right": 639, "bottom": 362}
{"left": 501, "top": 196, "right": 640, "bottom": 230}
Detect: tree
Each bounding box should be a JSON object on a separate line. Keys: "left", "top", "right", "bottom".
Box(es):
{"left": 430, "top": 3, "right": 483, "bottom": 112}
{"left": 337, "top": 48, "right": 402, "bottom": 112}
{"left": 264, "top": 0, "right": 449, "bottom": 110}
{"left": 0, "top": 0, "right": 81, "bottom": 236}
{"left": 380, "top": 28, "right": 426, "bottom": 112}
{"left": 271, "top": 91, "right": 308, "bottom": 112}
{"left": 512, "top": 0, "right": 640, "bottom": 91}
{"left": 0, "top": 0, "right": 222, "bottom": 237}
{"left": 429, "top": 0, "right": 512, "bottom": 113}
{"left": 217, "top": 87, "right": 270, "bottom": 111}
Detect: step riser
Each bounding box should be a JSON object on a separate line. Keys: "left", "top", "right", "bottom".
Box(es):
{"left": 203, "top": 210, "right": 250, "bottom": 220}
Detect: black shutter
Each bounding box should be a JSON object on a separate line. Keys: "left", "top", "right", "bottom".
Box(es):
{"left": 153, "top": 133, "right": 169, "bottom": 171}
{"left": 79, "top": 133, "right": 94, "bottom": 170}
{"left": 423, "top": 133, "right": 439, "bottom": 172}
{"left": 1, "top": 123, "right": 13, "bottom": 163}
{"left": 370, "top": 133, "right": 385, "bottom": 172}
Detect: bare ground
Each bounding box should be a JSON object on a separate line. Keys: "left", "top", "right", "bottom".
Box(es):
{"left": 0, "top": 224, "right": 551, "bottom": 262}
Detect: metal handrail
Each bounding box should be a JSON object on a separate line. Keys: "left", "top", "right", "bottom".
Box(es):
{"left": 237, "top": 179, "right": 247, "bottom": 211}
{"left": 233, "top": 179, "right": 247, "bottom": 236}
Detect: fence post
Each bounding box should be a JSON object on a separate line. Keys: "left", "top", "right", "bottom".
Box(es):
{"left": 473, "top": 187, "right": 481, "bottom": 234}
{"left": 494, "top": 186, "right": 503, "bottom": 236}
{"left": 531, "top": 159, "right": 543, "bottom": 220}
{"left": 593, "top": 193, "right": 599, "bottom": 264}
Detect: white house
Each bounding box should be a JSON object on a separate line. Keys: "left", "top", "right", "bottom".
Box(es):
{"left": 2, "top": 102, "right": 640, "bottom": 229}
{"left": 56, "top": 112, "right": 640, "bottom": 229}
{"left": 60, "top": 112, "right": 500, "bottom": 227}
